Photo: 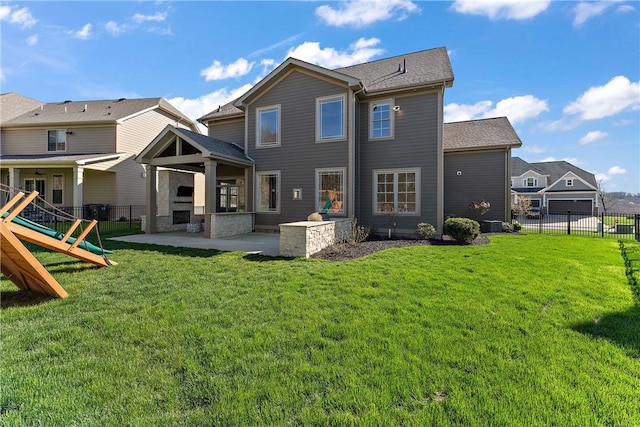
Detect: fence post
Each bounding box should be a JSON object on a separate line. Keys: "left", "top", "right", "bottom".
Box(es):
{"left": 601, "top": 212, "right": 604, "bottom": 238}
{"left": 635, "top": 214, "right": 640, "bottom": 242}
{"left": 567, "top": 211, "right": 571, "bottom": 235}
{"left": 129, "top": 205, "right": 133, "bottom": 229}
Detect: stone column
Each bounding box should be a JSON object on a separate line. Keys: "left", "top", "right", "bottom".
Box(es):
{"left": 204, "top": 160, "right": 217, "bottom": 237}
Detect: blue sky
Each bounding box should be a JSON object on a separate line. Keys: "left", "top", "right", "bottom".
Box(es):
{"left": 1, "top": 0, "right": 638, "bottom": 193}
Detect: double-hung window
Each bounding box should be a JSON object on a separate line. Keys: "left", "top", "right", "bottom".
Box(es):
{"left": 316, "top": 168, "right": 345, "bottom": 214}
{"left": 256, "top": 171, "right": 280, "bottom": 213}
{"left": 316, "top": 94, "right": 345, "bottom": 142}
{"left": 370, "top": 100, "right": 393, "bottom": 139}
{"left": 524, "top": 177, "right": 537, "bottom": 187}
{"left": 256, "top": 105, "right": 280, "bottom": 148}
{"left": 373, "top": 168, "right": 420, "bottom": 215}
{"left": 48, "top": 130, "right": 67, "bottom": 152}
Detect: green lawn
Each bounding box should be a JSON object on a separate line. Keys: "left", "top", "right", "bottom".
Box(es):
{"left": 1, "top": 234, "right": 639, "bottom": 426}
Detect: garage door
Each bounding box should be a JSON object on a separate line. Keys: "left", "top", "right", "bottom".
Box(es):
{"left": 548, "top": 200, "right": 593, "bottom": 214}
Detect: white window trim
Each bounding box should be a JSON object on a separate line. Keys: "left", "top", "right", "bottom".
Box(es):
{"left": 372, "top": 168, "right": 421, "bottom": 216}
{"left": 566, "top": 179, "right": 573, "bottom": 187}
{"left": 316, "top": 94, "right": 346, "bottom": 143}
{"left": 315, "top": 167, "right": 346, "bottom": 215}
{"left": 524, "top": 177, "right": 538, "bottom": 187}
{"left": 47, "top": 129, "right": 67, "bottom": 153}
{"left": 369, "top": 99, "right": 394, "bottom": 140}
{"left": 256, "top": 170, "right": 280, "bottom": 213}
{"left": 256, "top": 105, "right": 281, "bottom": 148}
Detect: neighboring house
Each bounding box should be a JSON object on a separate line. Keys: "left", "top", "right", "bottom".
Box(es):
{"left": 1, "top": 96, "right": 199, "bottom": 211}
{"left": 511, "top": 157, "right": 598, "bottom": 215}
{"left": 137, "top": 47, "right": 521, "bottom": 238}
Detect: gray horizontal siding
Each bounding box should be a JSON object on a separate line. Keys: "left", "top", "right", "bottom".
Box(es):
{"left": 358, "top": 92, "right": 440, "bottom": 232}
{"left": 208, "top": 119, "right": 245, "bottom": 146}
{"left": 247, "top": 70, "right": 351, "bottom": 228}
{"left": 444, "top": 150, "right": 508, "bottom": 221}
{"left": 547, "top": 178, "right": 593, "bottom": 192}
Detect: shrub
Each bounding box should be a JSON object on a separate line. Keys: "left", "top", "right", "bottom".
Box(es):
{"left": 502, "top": 222, "right": 514, "bottom": 233}
{"left": 468, "top": 200, "right": 490, "bottom": 219}
{"left": 443, "top": 217, "right": 480, "bottom": 244}
{"left": 512, "top": 220, "right": 522, "bottom": 231}
{"left": 416, "top": 222, "right": 436, "bottom": 239}
{"left": 337, "top": 219, "right": 369, "bottom": 244}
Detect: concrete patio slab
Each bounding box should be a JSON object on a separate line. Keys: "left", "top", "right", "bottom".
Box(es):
{"left": 109, "top": 231, "right": 281, "bottom": 256}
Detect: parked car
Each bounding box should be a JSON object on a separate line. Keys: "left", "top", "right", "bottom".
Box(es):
{"left": 526, "top": 207, "right": 543, "bottom": 219}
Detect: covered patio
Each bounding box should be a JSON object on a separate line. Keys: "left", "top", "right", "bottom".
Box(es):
{"left": 136, "top": 125, "right": 255, "bottom": 239}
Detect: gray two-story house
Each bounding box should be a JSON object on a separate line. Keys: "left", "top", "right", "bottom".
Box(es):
{"left": 137, "top": 47, "right": 521, "bottom": 238}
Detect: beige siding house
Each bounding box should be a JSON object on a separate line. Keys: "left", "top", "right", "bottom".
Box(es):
{"left": 1, "top": 96, "right": 199, "bottom": 212}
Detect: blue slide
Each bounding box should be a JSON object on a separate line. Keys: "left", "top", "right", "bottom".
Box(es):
{"left": 3, "top": 213, "right": 112, "bottom": 255}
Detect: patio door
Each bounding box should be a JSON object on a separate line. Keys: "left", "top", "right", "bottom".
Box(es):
{"left": 24, "top": 178, "right": 46, "bottom": 205}
{"left": 217, "top": 180, "right": 239, "bottom": 212}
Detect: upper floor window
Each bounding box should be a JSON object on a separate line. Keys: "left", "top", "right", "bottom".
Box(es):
{"left": 370, "top": 100, "right": 394, "bottom": 139}
{"left": 316, "top": 94, "right": 345, "bottom": 142}
{"left": 524, "top": 177, "right": 538, "bottom": 187}
{"left": 566, "top": 179, "right": 573, "bottom": 187}
{"left": 48, "top": 130, "right": 67, "bottom": 152}
{"left": 256, "top": 105, "right": 280, "bottom": 148}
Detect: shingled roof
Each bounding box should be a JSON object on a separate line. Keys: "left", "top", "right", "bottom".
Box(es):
{"left": 199, "top": 47, "right": 454, "bottom": 123}
{"left": 172, "top": 127, "right": 252, "bottom": 164}
{"left": 512, "top": 157, "right": 597, "bottom": 187}
{"left": 2, "top": 97, "right": 196, "bottom": 129}
{"left": 0, "top": 92, "right": 44, "bottom": 123}
{"left": 443, "top": 117, "right": 522, "bottom": 152}
{"left": 336, "top": 47, "right": 453, "bottom": 94}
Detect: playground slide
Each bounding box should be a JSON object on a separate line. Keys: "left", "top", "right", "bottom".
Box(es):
{"left": 1, "top": 213, "right": 112, "bottom": 255}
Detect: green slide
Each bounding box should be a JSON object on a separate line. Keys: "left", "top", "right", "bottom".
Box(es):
{"left": 320, "top": 198, "right": 333, "bottom": 213}
{"left": 4, "top": 213, "right": 112, "bottom": 255}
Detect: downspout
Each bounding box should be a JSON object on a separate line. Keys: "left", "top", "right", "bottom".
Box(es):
{"left": 436, "top": 85, "right": 445, "bottom": 236}
{"left": 348, "top": 83, "right": 365, "bottom": 220}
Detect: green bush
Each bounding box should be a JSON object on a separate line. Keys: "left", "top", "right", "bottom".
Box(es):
{"left": 443, "top": 217, "right": 480, "bottom": 244}
{"left": 512, "top": 220, "right": 522, "bottom": 231}
{"left": 416, "top": 222, "right": 436, "bottom": 239}
{"left": 502, "top": 222, "right": 514, "bottom": 233}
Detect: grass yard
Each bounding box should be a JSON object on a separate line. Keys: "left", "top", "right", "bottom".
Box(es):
{"left": 1, "top": 234, "right": 639, "bottom": 425}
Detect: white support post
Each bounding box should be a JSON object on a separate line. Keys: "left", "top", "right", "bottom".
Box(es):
{"left": 145, "top": 165, "right": 157, "bottom": 233}
{"left": 73, "top": 166, "right": 84, "bottom": 209}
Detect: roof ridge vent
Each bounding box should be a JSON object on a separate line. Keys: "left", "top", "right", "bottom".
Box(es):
{"left": 116, "top": 98, "right": 126, "bottom": 102}
{"left": 63, "top": 100, "right": 72, "bottom": 103}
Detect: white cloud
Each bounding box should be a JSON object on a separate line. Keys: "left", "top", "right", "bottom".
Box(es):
{"left": 523, "top": 144, "right": 545, "bottom": 154}
{"left": 579, "top": 130, "right": 607, "bottom": 145}
{"left": 26, "top": 34, "right": 38, "bottom": 46}
{"left": 608, "top": 165, "right": 626, "bottom": 175}
{"left": 71, "top": 23, "right": 92, "bottom": 40}
{"left": 573, "top": 1, "right": 621, "bottom": 27}
{"left": 444, "top": 95, "right": 548, "bottom": 124}
{"left": 0, "top": 5, "right": 37, "bottom": 29}
{"left": 596, "top": 165, "right": 627, "bottom": 184}
{"left": 105, "top": 20, "right": 125, "bottom": 36}
{"left": 564, "top": 75, "right": 640, "bottom": 120}
{"left": 168, "top": 84, "right": 254, "bottom": 124}
{"left": 450, "top": 0, "right": 550, "bottom": 20}
{"left": 316, "top": 0, "right": 420, "bottom": 27}
{"left": 539, "top": 156, "right": 582, "bottom": 166}
{"left": 285, "top": 37, "right": 384, "bottom": 68}
{"left": 616, "top": 4, "right": 636, "bottom": 13}
{"left": 200, "top": 58, "right": 254, "bottom": 81}
{"left": 132, "top": 12, "right": 168, "bottom": 23}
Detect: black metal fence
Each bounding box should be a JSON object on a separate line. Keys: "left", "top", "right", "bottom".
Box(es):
{"left": 22, "top": 205, "right": 146, "bottom": 234}
{"left": 514, "top": 211, "right": 640, "bottom": 241}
